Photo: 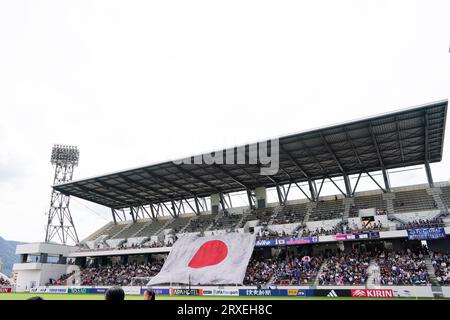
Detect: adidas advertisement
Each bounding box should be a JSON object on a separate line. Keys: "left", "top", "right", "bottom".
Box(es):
{"left": 314, "top": 289, "right": 351, "bottom": 297}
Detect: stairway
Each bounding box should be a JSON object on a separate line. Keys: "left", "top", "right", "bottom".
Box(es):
{"left": 267, "top": 206, "right": 283, "bottom": 225}
{"left": 383, "top": 192, "right": 396, "bottom": 217}
{"left": 383, "top": 192, "right": 409, "bottom": 226}
{"left": 134, "top": 220, "right": 153, "bottom": 237}
{"left": 236, "top": 208, "right": 252, "bottom": 228}
{"left": 206, "top": 212, "right": 221, "bottom": 231}
{"left": 312, "top": 260, "right": 327, "bottom": 286}
{"left": 179, "top": 216, "right": 195, "bottom": 234}
{"left": 111, "top": 222, "right": 133, "bottom": 238}
{"left": 342, "top": 197, "right": 354, "bottom": 222}
{"left": 427, "top": 188, "right": 450, "bottom": 215}
{"left": 66, "top": 269, "right": 81, "bottom": 286}
{"left": 424, "top": 256, "right": 444, "bottom": 298}
{"left": 366, "top": 259, "right": 380, "bottom": 287}
{"left": 83, "top": 222, "right": 113, "bottom": 242}
{"left": 427, "top": 188, "right": 448, "bottom": 213}
{"left": 389, "top": 214, "right": 407, "bottom": 226}
{"left": 303, "top": 202, "right": 316, "bottom": 224}
{"left": 155, "top": 219, "right": 173, "bottom": 236}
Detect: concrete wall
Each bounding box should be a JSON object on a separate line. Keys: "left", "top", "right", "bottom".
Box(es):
{"left": 13, "top": 263, "right": 69, "bottom": 292}
{"left": 16, "top": 243, "right": 76, "bottom": 256}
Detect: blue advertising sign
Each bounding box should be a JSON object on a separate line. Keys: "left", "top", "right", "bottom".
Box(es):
{"left": 255, "top": 239, "right": 276, "bottom": 247}
{"left": 140, "top": 288, "right": 170, "bottom": 295}
{"left": 255, "top": 236, "right": 318, "bottom": 247}
{"left": 407, "top": 228, "right": 446, "bottom": 240}
{"left": 238, "top": 289, "right": 314, "bottom": 297}
{"left": 239, "top": 289, "right": 276, "bottom": 296}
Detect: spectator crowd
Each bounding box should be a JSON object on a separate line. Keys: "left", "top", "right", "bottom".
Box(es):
{"left": 245, "top": 248, "right": 438, "bottom": 287}
{"left": 46, "top": 271, "right": 75, "bottom": 286}
{"left": 431, "top": 251, "right": 449, "bottom": 285}
{"left": 318, "top": 251, "right": 370, "bottom": 285}
{"left": 376, "top": 248, "right": 430, "bottom": 285}
{"left": 81, "top": 261, "right": 163, "bottom": 286}
{"left": 244, "top": 252, "right": 323, "bottom": 286}
{"left": 397, "top": 218, "right": 445, "bottom": 230}
{"left": 0, "top": 277, "right": 11, "bottom": 287}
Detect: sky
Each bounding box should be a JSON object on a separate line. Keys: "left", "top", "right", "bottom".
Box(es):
{"left": 0, "top": 0, "right": 449, "bottom": 243}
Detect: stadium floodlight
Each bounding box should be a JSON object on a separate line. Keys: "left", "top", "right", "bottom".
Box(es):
{"left": 45, "top": 144, "right": 80, "bottom": 244}
{"left": 50, "top": 144, "right": 80, "bottom": 166}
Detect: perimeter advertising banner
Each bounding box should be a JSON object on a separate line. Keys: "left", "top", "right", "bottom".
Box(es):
{"left": 68, "top": 287, "right": 108, "bottom": 294}
{"left": 351, "top": 289, "right": 394, "bottom": 298}
{"left": 202, "top": 289, "right": 240, "bottom": 296}
{"left": 31, "top": 287, "right": 68, "bottom": 294}
{"left": 170, "top": 288, "right": 203, "bottom": 296}
{"left": 255, "top": 236, "right": 319, "bottom": 247}
{"left": 0, "top": 287, "right": 12, "bottom": 293}
{"left": 286, "top": 289, "right": 314, "bottom": 296}
{"left": 331, "top": 232, "right": 380, "bottom": 241}
{"left": 140, "top": 288, "right": 170, "bottom": 295}
{"left": 407, "top": 228, "right": 446, "bottom": 240}
{"left": 313, "top": 289, "right": 351, "bottom": 297}
{"left": 238, "top": 289, "right": 314, "bottom": 297}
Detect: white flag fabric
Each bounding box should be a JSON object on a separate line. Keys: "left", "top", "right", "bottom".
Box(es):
{"left": 148, "top": 233, "right": 256, "bottom": 285}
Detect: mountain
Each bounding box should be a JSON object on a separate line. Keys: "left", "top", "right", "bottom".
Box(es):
{"left": 0, "top": 236, "right": 23, "bottom": 277}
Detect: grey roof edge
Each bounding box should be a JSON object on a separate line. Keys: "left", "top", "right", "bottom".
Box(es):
{"left": 53, "top": 99, "right": 448, "bottom": 188}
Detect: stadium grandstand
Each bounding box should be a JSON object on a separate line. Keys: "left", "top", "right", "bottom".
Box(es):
{"left": 8, "top": 100, "right": 450, "bottom": 299}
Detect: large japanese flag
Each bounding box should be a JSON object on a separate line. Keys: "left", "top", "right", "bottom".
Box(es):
{"left": 148, "top": 233, "right": 256, "bottom": 285}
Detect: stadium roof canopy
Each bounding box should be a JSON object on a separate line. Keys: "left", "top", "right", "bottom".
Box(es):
{"left": 53, "top": 100, "right": 448, "bottom": 209}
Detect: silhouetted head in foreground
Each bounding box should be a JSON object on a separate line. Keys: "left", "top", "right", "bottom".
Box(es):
{"left": 105, "top": 286, "right": 125, "bottom": 301}
{"left": 143, "top": 289, "right": 155, "bottom": 301}
{"left": 27, "top": 296, "right": 44, "bottom": 300}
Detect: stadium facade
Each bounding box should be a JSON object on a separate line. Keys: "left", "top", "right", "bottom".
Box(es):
{"left": 7, "top": 100, "right": 450, "bottom": 298}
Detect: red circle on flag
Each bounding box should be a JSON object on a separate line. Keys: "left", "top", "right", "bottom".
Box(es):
{"left": 188, "top": 240, "right": 228, "bottom": 268}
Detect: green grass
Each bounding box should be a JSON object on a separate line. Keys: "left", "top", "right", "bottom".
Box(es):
{"left": 0, "top": 293, "right": 442, "bottom": 300}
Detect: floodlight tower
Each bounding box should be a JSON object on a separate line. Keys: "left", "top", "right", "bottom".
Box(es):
{"left": 44, "top": 145, "right": 80, "bottom": 244}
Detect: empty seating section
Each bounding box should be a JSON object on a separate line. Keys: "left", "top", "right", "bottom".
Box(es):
{"left": 238, "top": 213, "right": 258, "bottom": 227}
{"left": 272, "top": 203, "right": 308, "bottom": 224}
{"left": 350, "top": 194, "right": 386, "bottom": 217}
{"left": 210, "top": 214, "right": 242, "bottom": 230}
{"left": 184, "top": 214, "right": 215, "bottom": 233}
{"left": 310, "top": 199, "right": 343, "bottom": 221}
{"left": 238, "top": 208, "right": 274, "bottom": 227}
{"left": 111, "top": 221, "right": 147, "bottom": 239}
{"left": 85, "top": 223, "right": 114, "bottom": 241}
{"left": 134, "top": 219, "right": 169, "bottom": 237}
{"left": 98, "top": 223, "right": 129, "bottom": 238}
{"left": 441, "top": 186, "right": 450, "bottom": 207}
{"left": 253, "top": 207, "right": 275, "bottom": 225}
{"left": 164, "top": 216, "right": 191, "bottom": 233}
{"left": 393, "top": 189, "right": 437, "bottom": 213}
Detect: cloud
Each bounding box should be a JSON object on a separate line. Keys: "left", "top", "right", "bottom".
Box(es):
{"left": 0, "top": 0, "right": 449, "bottom": 242}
